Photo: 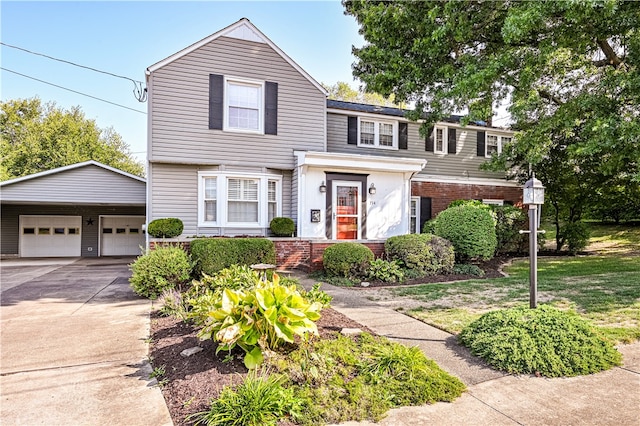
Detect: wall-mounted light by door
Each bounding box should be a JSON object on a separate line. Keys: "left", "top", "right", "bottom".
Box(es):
{"left": 319, "top": 181, "right": 327, "bottom": 193}
{"left": 368, "top": 183, "right": 376, "bottom": 195}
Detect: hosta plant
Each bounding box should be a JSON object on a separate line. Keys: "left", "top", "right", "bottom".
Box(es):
{"left": 196, "top": 274, "right": 322, "bottom": 369}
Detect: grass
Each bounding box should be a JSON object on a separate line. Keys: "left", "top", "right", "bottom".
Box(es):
{"left": 396, "top": 224, "right": 640, "bottom": 343}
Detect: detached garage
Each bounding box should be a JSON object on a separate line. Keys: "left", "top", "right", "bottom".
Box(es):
{"left": 1, "top": 161, "right": 146, "bottom": 258}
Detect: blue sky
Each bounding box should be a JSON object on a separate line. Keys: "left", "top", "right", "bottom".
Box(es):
{"left": 1, "top": 1, "right": 364, "bottom": 163}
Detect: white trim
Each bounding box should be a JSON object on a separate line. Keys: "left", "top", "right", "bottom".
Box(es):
{"left": 1, "top": 160, "right": 146, "bottom": 187}
{"left": 410, "top": 196, "right": 421, "bottom": 233}
{"left": 357, "top": 117, "right": 398, "bottom": 150}
{"left": 412, "top": 174, "right": 521, "bottom": 187}
{"left": 433, "top": 125, "right": 447, "bottom": 154}
{"left": 485, "top": 134, "right": 513, "bottom": 158}
{"left": 294, "top": 151, "right": 426, "bottom": 174}
{"left": 197, "top": 171, "right": 282, "bottom": 228}
{"left": 146, "top": 18, "right": 327, "bottom": 96}
{"left": 223, "top": 76, "right": 265, "bottom": 134}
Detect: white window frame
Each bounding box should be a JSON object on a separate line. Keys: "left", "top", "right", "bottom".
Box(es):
{"left": 410, "top": 196, "right": 421, "bottom": 234}
{"left": 485, "top": 134, "right": 512, "bottom": 157}
{"left": 434, "top": 125, "right": 447, "bottom": 154}
{"left": 223, "top": 76, "right": 265, "bottom": 134}
{"left": 198, "top": 171, "right": 282, "bottom": 228}
{"left": 357, "top": 117, "right": 398, "bottom": 150}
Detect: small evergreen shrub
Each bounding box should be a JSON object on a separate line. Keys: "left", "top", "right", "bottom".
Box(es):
{"left": 452, "top": 263, "right": 485, "bottom": 277}
{"left": 561, "top": 221, "right": 590, "bottom": 254}
{"left": 129, "top": 246, "right": 192, "bottom": 299}
{"left": 147, "top": 218, "right": 184, "bottom": 238}
{"left": 421, "top": 218, "right": 437, "bottom": 234}
{"left": 459, "top": 305, "right": 622, "bottom": 377}
{"left": 493, "top": 205, "right": 528, "bottom": 254}
{"left": 367, "top": 259, "right": 405, "bottom": 283}
{"left": 435, "top": 205, "right": 497, "bottom": 260}
{"left": 384, "top": 234, "right": 455, "bottom": 276}
{"left": 190, "top": 238, "right": 276, "bottom": 277}
{"left": 270, "top": 217, "right": 295, "bottom": 237}
{"left": 322, "top": 243, "right": 374, "bottom": 278}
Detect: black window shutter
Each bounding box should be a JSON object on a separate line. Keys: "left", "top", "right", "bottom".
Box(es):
{"left": 399, "top": 122, "right": 408, "bottom": 149}
{"left": 419, "top": 197, "right": 432, "bottom": 232}
{"left": 477, "top": 131, "right": 486, "bottom": 157}
{"left": 265, "top": 82, "right": 278, "bottom": 135}
{"left": 425, "top": 126, "right": 434, "bottom": 152}
{"left": 347, "top": 116, "right": 358, "bottom": 145}
{"left": 448, "top": 128, "right": 457, "bottom": 154}
{"left": 209, "top": 74, "right": 224, "bottom": 130}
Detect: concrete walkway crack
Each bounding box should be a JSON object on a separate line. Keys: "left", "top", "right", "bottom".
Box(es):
{"left": 468, "top": 391, "right": 525, "bottom": 425}
{"left": 1, "top": 358, "right": 136, "bottom": 376}
{"left": 70, "top": 278, "right": 117, "bottom": 315}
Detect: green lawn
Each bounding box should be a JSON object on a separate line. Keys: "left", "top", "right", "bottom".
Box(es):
{"left": 394, "top": 225, "right": 640, "bottom": 343}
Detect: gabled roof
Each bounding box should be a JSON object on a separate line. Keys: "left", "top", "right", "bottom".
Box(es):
{"left": 146, "top": 18, "right": 328, "bottom": 96}
{"left": 1, "top": 160, "right": 146, "bottom": 187}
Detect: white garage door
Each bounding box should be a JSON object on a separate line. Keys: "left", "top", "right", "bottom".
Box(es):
{"left": 20, "top": 216, "right": 82, "bottom": 257}
{"left": 101, "top": 216, "right": 145, "bottom": 256}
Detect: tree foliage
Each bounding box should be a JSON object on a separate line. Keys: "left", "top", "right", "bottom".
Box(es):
{"left": 1, "top": 97, "right": 144, "bottom": 180}
{"left": 323, "top": 81, "right": 404, "bottom": 107}
{"left": 344, "top": 0, "right": 640, "bottom": 237}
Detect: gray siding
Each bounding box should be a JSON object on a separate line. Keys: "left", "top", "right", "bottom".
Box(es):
{"left": 1, "top": 204, "right": 145, "bottom": 256}
{"left": 149, "top": 163, "right": 293, "bottom": 237}
{"left": 1, "top": 165, "right": 145, "bottom": 205}
{"left": 326, "top": 113, "right": 508, "bottom": 180}
{"left": 149, "top": 36, "right": 326, "bottom": 169}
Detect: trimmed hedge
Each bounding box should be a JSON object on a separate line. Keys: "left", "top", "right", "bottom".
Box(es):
{"left": 323, "top": 242, "right": 374, "bottom": 278}
{"left": 147, "top": 218, "right": 184, "bottom": 238}
{"left": 129, "top": 246, "right": 192, "bottom": 299}
{"left": 385, "top": 233, "right": 455, "bottom": 276}
{"left": 270, "top": 217, "right": 295, "bottom": 237}
{"left": 190, "top": 238, "right": 276, "bottom": 277}
{"left": 493, "top": 205, "right": 528, "bottom": 254}
{"left": 435, "top": 205, "right": 497, "bottom": 260}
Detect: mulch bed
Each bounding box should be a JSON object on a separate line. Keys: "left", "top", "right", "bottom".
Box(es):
{"left": 149, "top": 255, "right": 514, "bottom": 425}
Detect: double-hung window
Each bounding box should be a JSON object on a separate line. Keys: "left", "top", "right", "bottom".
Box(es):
{"left": 410, "top": 197, "right": 421, "bottom": 234}
{"left": 358, "top": 118, "right": 397, "bottom": 149}
{"left": 198, "top": 172, "right": 281, "bottom": 227}
{"left": 485, "top": 134, "right": 512, "bottom": 157}
{"left": 434, "top": 126, "right": 446, "bottom": 154}
{"left": 225, "top": 78, "right": 263, "bottom": 133}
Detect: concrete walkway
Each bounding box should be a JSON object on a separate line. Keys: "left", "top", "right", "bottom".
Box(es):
{"left": 1, "top": 258, "right": 172, "bottom": 426}
{"left": 297, "top": 277, "right": 640, "bottom": 426}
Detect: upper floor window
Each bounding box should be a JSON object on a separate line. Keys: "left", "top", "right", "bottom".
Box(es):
{"left": 485, "top": 134, "right": 512, "bottom": 157}
{"left": 358, "top": 118, "right": 398, "bottom": 149}
{"left": 224, "top": 78, "right": 264, "bottom": 133}
{"left": 434, "top": 126, "right": 447, "bottom": 154}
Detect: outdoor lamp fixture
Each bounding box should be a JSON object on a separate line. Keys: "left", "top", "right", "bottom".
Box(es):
{"left": 319, "top": 181, "right": 327, "bottom": 193}
{"left": 520, "top": 173, "right": 546, "bottom": 308}
{"left": 368, "top": 183, "right": 376, "bottom": 195}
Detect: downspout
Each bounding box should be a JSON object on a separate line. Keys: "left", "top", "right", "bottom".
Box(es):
{"left": 144, "top": 69, "right": 152, "bottom": 252}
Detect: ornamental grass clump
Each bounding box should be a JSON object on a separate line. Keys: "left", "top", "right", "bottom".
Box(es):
{"left": 459, "top": 305, "right": 622, "bottom": 377}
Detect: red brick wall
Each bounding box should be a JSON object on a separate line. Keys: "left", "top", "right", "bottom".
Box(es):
{"left": 412, "top": 181, "right": 522, "bottom": 217}
{"left": 274, "top": 240, "right": 311, "bottom": 271}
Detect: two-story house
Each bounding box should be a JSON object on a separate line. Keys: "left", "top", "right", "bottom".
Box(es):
{"left": 146, "top": 18, "right": 520, "bottom": 243}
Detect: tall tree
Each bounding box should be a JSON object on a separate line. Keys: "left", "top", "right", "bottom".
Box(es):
{"left": 345, "top": 0, "right": 640, "bottom": 247}
{"left": 322, "top": 81, "right": 405, "bottom": 107}
{"left": 1, "top": 98, "right": 144, "bottom": 180}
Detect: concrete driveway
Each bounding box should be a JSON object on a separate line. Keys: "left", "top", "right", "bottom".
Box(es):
{"left": 1, "top": 257, "right": 172, "bottom": 425}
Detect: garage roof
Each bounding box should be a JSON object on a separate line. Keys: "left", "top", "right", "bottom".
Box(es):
{"left": 1, "top": 161, "right": 146, "bottom": 205}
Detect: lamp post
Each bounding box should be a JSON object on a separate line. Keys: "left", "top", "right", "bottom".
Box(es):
{"left": 522, "top": 174, "right": 545, "bottom": 308}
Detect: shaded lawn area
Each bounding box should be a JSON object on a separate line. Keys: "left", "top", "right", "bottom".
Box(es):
{"left": 393, "top": 255, "right": 640, "bottom": 343}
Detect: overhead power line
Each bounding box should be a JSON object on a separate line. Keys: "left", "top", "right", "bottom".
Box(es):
{"left": 1, "top": 67, "right": 147, "bottom": 115}
{"left": 1, "top": 42, "right": 147, "bottom": 102}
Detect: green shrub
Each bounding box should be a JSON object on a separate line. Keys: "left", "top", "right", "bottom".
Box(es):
{"left": 493, "top": 205, "right": 528, "bottom": 254}
{"left": 190, "top": 238, "right": 276, "bottom": 277}
{"left": 299, "top": 283, "right": 333, "bottom": 308}
{"left": 147, "top": 218, "right": 184, "bottom": 238}
{"left": 459, "top": 305, "right": 622, "bottom": 377}
{"left": 367, "top": 259, "right": 405, "bottom": 283}
{"left": 129, "top": 246, "right": 192, "bottom": 299}
{"left": 561, "top": 221, "right": 590, "bottom": 254}
{"left": 421, "top": 218, "right": 437, "bottom": 234}
{"left": 435, "top": 205, "right": 497, "bottom": 260}
{"left": 452, "top": 263, "right": 485, "bottom": 277}
{"left": 322, "top": 243, "right": 374, "bottom": 278}
{"left": 196, "top": 265, "right": 262, "bottom": 294}
{"left": 195, "top": 274, "right": 322, "bottom": 369}
{"left": 191, "top": 371, "right": 305, "bottom": 426}
{"left": 385, "top": 234, "right": 455, "bottom": 276}
{"left": 269, "top": 217, "right": 295, "bottom": 237}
